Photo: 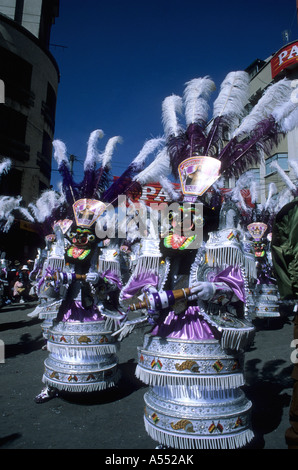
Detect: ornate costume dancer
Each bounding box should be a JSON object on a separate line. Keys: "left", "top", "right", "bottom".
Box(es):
{"left": 129, "top": 192, "right": 255, "bottom": 449}
{"left": 123, "top": 71, "right": 298, "bottom": 448}
{"left": 28, "top": 220, "right": 71, "bottom": 343}
{"left": 234, "top": 176, "right": 282, "bottom": 320}
{"left": 34, "top": 130, "right": 166, "bottom": 402}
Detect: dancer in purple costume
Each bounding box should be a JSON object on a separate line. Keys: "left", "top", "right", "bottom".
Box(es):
{"left": 125, "top": 70, "right": 298, "bottom": 449}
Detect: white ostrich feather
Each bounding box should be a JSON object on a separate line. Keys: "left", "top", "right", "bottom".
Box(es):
{"left": 84, "top": 129, "right": 104, "bottom": 170}
{"left": 276, "top": 188, "right": 292, "bottom": 211}
{"left": 183, "top": 77, "right": 216, "bottom": 126}
{"left": 99, "top": 135, "right": 122, "bottom": 168}
{"left": 279, "top": 105, "right": 298, "bottom": 133}
{"left": 130, "top": 137, "right": 165, "bottom": 171}
{"left": 230, "top": 185, "right": 247, "bottom": 211}
{"left": 2, "top": 215, "right": 15, "bottom": 233}
{"left": 158, "top": 175, "right": 181, "bottom": 201}
{"left": 52, "top": 140, "right": 69, "bottom": 168}
{"left": 162, "top": 94, "right": 184, "bottom": 137}
{"left": 17, "top": 207, "right": 35, "bottom": 222}
{"left": 271, "top": 98, "right": 297, "bottom": 123}
{"left": 249, "top": 180, "right": 258, "bottom": 204}
{"left": 213, "top": 71, "right": 249, "bottom": 121}
{"left": 0, "top": 195, "right": 22, "bottom": 218}
{"left": 233, "top": 78, "right": 292, "bottom": 137}
{"left": 289, "top": 159, "right": 298, "bottom": 179}
{"left": 0, "top": 195, "right": 35, "bottom": 232}
{"left": 133, "top": 148, "right": 171, "bottom": 185}
{"left": 56, "top": 181, "right": 65, "bottom": 196}
{"left": 0, "top": 158, "right": 11, "bottom": 176}
{"left": 271, "top": 160, "right": 297, "bottom": 192}
{"left": 264, "top": 182, "right": 278, "bottom": 210}
{"left": 29, "top": 190, "right": 66, "bottom": 222}
{"left": 235, "top": 170, "right": 255, "bottom": 190}
{"left": 212, "top": 176, "right": 225, "bottom": 192}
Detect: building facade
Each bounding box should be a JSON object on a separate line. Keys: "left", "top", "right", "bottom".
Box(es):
{"left": 0, "top": 0, "right": 59, "bottom": 260}
{"left": 244, "top": 40, "right": 298, "bottom": 203}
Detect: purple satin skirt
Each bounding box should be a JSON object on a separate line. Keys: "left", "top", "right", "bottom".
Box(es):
{"left": 62, "top": 301, "right": 105, "bottom": 323}
{"left": 151, "top": 306, "right": 216, "bottom": 340}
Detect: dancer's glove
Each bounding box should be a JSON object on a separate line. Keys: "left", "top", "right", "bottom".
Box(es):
{"left": 85, "top": 272, "right": 100, "bottom": 285}
{"left": 189, "top": 282, "right": 215, "bottom": 301}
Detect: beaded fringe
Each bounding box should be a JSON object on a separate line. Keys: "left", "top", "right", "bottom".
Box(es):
{"left": 27, "top": 305, "right": 43, "bottom": 318}
{"left": 206, "top": 247, "right": 243, "bottom": 269}
{"left": 104, "top": 316, "right": 122, "bottom": 331}
{"left": 135, "top": 366, "right": 244, "bottom": 391}
{"left": 112, "top": 316, "right": 148, "bottom": 341}
{"left": 244, "top": 257, "right": 257, "bottom": 280}
{"left": 42, "top": 370, "right": 120, "bottom": 393}
{"left": 39, "top": 311, "right": 58, "bottom": 320}
{"left": 134, "top": 256, "right": 160, "bottom": 277}
{"left": 27, "top": 300, "right": 62, "bottom": 319}
{"left": 144, "top": 419, "right": 254, "bottom": 450}
{"left": 114, "top": 323, "right": 136, "bottom": 341}
{"left": 151, "top": 385, "right": 238, "bottom": 401}
{"left": 255, "top": 312, "right": 280, "bottom": 318}
{"left": 47, "top": 342, "right": 118, "bottom": 359}
{"left": 98, "top": 259, "right": 121, "bottom": 279}
{"left": 220, "top": 327, "right": 255, "bottom": 351}
{"left": 42, "top": 258, "right": 65, "bottom": 276}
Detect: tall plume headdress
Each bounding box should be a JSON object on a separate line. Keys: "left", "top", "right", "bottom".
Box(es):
{"left": 52, "top": 130, "right": 165, "bottom": 231}
{"left": 0, "top": 158, "right": 40, "bottom": 233}
{"left": 161, "top": 72, "right": 297, "bottom": 203}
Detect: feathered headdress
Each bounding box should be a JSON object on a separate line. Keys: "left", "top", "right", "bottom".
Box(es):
{"left": 52, "top": 129, "right": 121, "bottom": 204}
{"left": 0, "top": 195, "right": 35, "bottom": 233}
{"left": 102, "top": 136, "right": 165, "bottom": 204}
{"left": 241, "top": 179, "right": 279, "bottom": 235}
{"left": 51, "top": 130, "right": 167, "bottom": 228}
{"left": 162, "top": 72, "right": 297, "bottom": 189}
{"left": 0, "top": 158, "right": 37, "bottom": 232}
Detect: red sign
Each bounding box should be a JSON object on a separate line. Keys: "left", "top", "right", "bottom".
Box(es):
{"left": 271, "top": 41, "right": 298, "bottom": 78}
{"left": 138, "top": 182, "right": 181, "bottom": 204}
{"left": 113, "top": 177, "right": 253, "bottom": 207}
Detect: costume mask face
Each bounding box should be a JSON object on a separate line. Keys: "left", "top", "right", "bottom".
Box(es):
{"left": 163, "top": 206, "right": 203, "bottom": 250}
{"left": 66, "top": 227, "right": 96, "bottom": 261}
{"left": 254, "top": 242, "right": 266, "bottom": 258}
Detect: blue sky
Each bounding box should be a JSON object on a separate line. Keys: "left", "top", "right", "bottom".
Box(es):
{"left": 49, "top": 0, "right": 298, "bottom": 189}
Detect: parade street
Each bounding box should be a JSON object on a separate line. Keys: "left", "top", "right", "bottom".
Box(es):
{"left": 0, "top": 301, "right": 295, "bottom": 451}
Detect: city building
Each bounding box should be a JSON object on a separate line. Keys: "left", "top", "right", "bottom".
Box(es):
{"left": 243, "top": 39, "right": 298, "bottom": 203}
{"left": 0, "top": 0, "right": 59, "bottom": 260}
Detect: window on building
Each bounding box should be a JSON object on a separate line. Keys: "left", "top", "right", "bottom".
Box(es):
{"left": 14, "top": 0, "right": 24, "bottom": 24}
{"left": 41, "top": 82, "right": 57, "bottom": 132}
{"left": 0, "top": 46, "right": 33, "bottom": 107}
{"left": 36, "top": 131, "right": 52, "bottom": 179}
{"left": 41, "top": 130, "right": 52, "bottom": 159}
{"left": 0, "top": 168, "right": 22, "bottom": 197}
{"left": 265, "top": 153, "right": 288, "bottom": 176}
{"left": 0, "top": 107, "right": 30, "bottom": 161}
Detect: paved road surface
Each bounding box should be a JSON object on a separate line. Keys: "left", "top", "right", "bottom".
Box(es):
{"left": 0, "top": 302, "right": 295, "bottom": 451}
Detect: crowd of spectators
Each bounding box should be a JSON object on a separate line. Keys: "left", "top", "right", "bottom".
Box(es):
{"left": 0, "top": 259, "right": 37, "bottom": 306}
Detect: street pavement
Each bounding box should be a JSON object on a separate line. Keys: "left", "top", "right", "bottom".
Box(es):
{"left": 0, "top": 301, "right": 295, "bottom": 451}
